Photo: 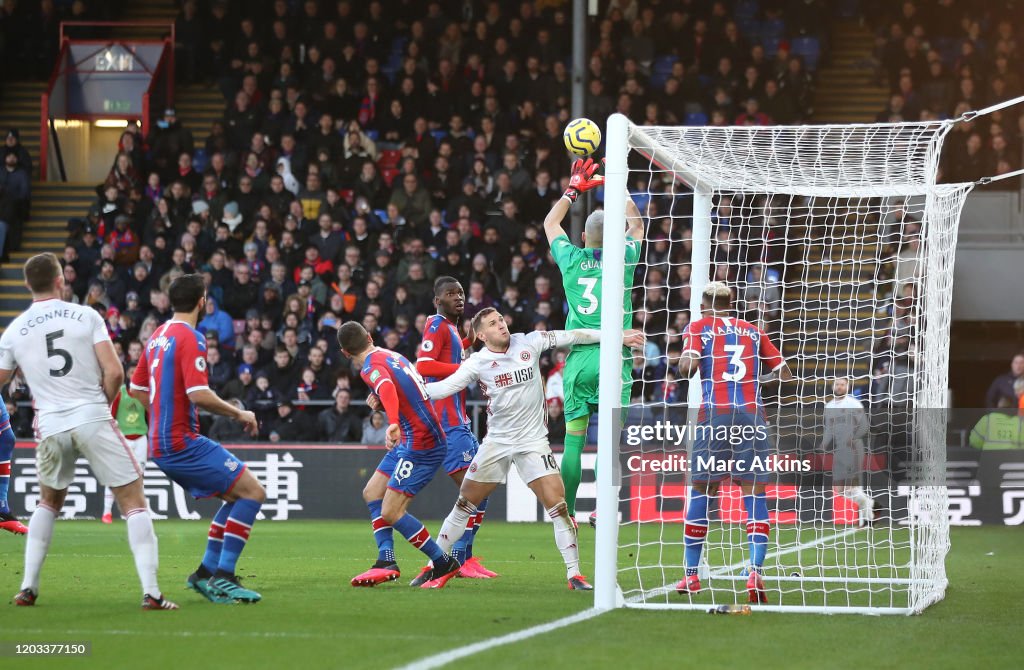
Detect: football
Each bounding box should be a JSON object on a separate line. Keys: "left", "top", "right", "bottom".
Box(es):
{"left": 563, "top": 117, "right": 601, "bottom": 156}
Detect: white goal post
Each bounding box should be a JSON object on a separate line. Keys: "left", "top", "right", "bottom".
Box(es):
{"left": 592, "top": 104, "right": 1016, "bottom": 615}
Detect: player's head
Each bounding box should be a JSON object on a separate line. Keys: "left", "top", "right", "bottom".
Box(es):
{"left": 701, "top": 281, "right": 732, "bottom": 312}
{"left": 168, "top": 273, "right": 207, "bottom": 315}
{"left": 581, "top": 209, "right": 604, "bottom": 248}
{"left": 23, "top": 252, "right": 63, "bottom": 296}
{"left": 833, "top": 377, "right": 850, "bottom": 397}
{"left": 338, "top": 321, "right": 373, "bottom": 358}
{"left": 472, "top": 307, "right": 510, "bottom": 349}
{"left": 433, "top": 276, "right": 465, "bottom": 318}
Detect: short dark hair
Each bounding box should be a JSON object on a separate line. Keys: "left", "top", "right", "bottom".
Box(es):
{"left": 338, "top": 321, "right": 370, "bottom": 355}
{"left": 471, "top": 306, "right": 499, "bottom": 333}
{"left": 167, "top": 273, "right": 207, "bottom": 312}
{"left": 24, "top": 253, "right": 61, "bottom": 293}
{"left": 434, "top": 275, "right": 461, "bottom": 297}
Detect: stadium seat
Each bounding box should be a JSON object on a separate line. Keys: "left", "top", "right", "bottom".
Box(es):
{"left": 735, "top": 16, "right": 760, "bottom": 41}
{"left": 734, "top": 0, "right": 759, "bottom": 19}
{"left": 338, "top": 188, "right": 354, "bottom": 204}
{"left": 652, "top": 55, "right": 678, "bottom": 76}
{"left": 685, "top": 112, "right": 708, "bottom": 126}
{"left": 364, "top": 129, "right": 379, "bottom": 142}
{"left": 759, "top": 18, "right": 786, "bottom": 41}
{"left": 430, "top": 129, "right": 447, "bottom": 145}
{"left": 390, "top": 36, "right": 408, "bottom": 56}
{"left": 761, "top": 36, "right": 783, "bottom": 58}
{"left": 191, "top": 147, "right": 208, "bottom": 173}
{"left": 378, "top": 149, "right": 401, "bottom": 169}
{"left": 374, "top": 208, "right": 389, "bottom": 222}
{"left": 790, "top": 36, "right": 821, "bottom": 71}
{"left": 382, "top": 167, "right": 400, "bottom": 187}
{"left": 629, "top": 190, "right": 651, "bottom": 215}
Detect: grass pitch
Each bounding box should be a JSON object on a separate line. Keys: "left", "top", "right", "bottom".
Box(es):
{"left": 1, "top": 521, "right": 1019, "bottom": 669}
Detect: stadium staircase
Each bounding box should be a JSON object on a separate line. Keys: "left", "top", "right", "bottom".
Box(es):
{"left": 812, "top": 21, "right": 889, "bottom": 123}
{"left": 115, "top": 0, "right": 178, "bottom": 40}
{"left": 779, "top": 209, "right": 886, "bottom": 403}
{"left": 0, "top": 183, "right": 94, "bottom": 334}
{"left": 176, "top": 85, "right": 223, "bottom": 155}
{"left": 0, "top": 81, "right": 44, "bottom": 180}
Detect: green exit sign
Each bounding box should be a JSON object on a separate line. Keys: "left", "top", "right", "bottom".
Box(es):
{"left": 103, "top": 99, "right": 131, "bottom": 113}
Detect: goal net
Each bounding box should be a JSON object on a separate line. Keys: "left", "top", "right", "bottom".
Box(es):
{"left": 592, "top": 114, "right": 973, "bottom": 615}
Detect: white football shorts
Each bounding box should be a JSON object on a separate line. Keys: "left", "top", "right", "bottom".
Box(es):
{"left": 465, "top": 438, "right": 559, "bottom": 485}
{"left": 36, "top": 419, "right": 143, "bottom": 490}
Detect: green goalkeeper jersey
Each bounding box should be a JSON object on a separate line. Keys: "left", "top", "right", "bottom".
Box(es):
{"left": 550, "top": 233, "right": 642, "bottom": 334}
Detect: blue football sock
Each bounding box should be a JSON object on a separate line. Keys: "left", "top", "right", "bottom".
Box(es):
{"left": 367, "top": 499, "right": 395, "bottom": 563}
{"left": 216, "top": 498, "right": 261, "bottom": 577}
{"left": 683, "top": 490, "right": 709, "bottom": 572}
{"left": 200, "top": 502, "right": 233, "bottom": 575}
{"left": 0, "top": 424, "right": 13, "bottom": 513}
{"left": 465, "top": 497, "right": 489, "bottom": 559}
{"left": 744, "top": 493, "right": 770, "bottom": 570}
{"left": 393, "top": 513, "right": 446, "bottom": 564}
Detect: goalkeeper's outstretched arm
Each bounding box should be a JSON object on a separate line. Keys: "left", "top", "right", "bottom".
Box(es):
{"left": 546, "top": 329, "right": 646, "bottom": 350}
{"left": 625, "top": 191, "right": 644, "bottom": 241}
{"left": 543, "top": 157, "right": 605, "bottom": 246}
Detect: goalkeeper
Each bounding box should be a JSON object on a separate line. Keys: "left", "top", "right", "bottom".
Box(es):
{"left": 542, "top": 157, "right": 644, "bottom": 523}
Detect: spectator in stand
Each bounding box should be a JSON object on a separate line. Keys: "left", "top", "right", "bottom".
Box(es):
{"left": 318, "top": 389, "right": 363, "bottom": 442}
{"left": 146, "top": 108, "right": 193, "bottom": 179}
{"left": 986, "top": 353, "right": 1024, "bottom": 409}
{"left": 5, "top": 129, "right": 32, "bottom": 175}
{"left": 361, "top": 410, "right": 388, "bottom": 445}
{"left": 268, "top": 400, "right": 316, "bottom": 442}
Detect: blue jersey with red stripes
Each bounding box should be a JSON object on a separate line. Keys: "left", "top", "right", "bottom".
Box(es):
{"left": 130, "top": 320, "right": 210, "bottom": 458}
{"left": 417, "top": 314, "right": 470, "bottom": 429}
{"left": 362, "top": 347, "right": 445, "bottom": 451}
{"left": 682, "top": 315, "right": 784, "bottom": 421}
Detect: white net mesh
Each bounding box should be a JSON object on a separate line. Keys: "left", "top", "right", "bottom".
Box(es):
{"left": 599, "top": 119, "right": 968, "bottom": 614}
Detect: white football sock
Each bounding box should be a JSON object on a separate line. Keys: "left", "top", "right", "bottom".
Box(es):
{"left": 125, "top": 508, "right": 160, "bottom": 598}
{"left": 436, "top": 498, "right": 477, "bottom": 555}
{"left": 547, "top": 502, "right": 580, "bottom": 579}
{"left": 22, "top": 503, "right": 58, "bottom": 592}
{"left": 103, "top": 488, "right": 114, "bottom": 515}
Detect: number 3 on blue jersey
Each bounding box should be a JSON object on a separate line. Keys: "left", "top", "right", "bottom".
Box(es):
{"left": 721, "top": 344, "right": 747, "bottom": 382}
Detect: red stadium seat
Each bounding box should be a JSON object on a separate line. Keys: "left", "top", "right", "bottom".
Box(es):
{"left": 378, "top": 150, "right": 401, "bottom": 169}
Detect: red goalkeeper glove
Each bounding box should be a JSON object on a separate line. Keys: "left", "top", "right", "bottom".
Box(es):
{"left": 563, "top": 157, "right": 605, "bottom": 203}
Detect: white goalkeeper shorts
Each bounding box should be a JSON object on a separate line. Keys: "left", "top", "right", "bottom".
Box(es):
{"left": 36, "top": 419, "right": 143, "bottom": 490}
{"left": 465, "top": 438, "right": 560, "bottom": 485}
{"left": 832, "top": 439, "right": 865, "bottom": 484}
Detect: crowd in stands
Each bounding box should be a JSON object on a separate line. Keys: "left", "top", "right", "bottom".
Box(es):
{"left": 867, "top": 0, "right": 1024, "bottom": 186}
{"left": 4, "top": 0, "right": 1018, "bottom": 439}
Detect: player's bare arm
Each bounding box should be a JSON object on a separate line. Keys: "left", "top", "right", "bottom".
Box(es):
{"left": 94, "top": 340, "right": 125, "bottom": 404}
{"left": 542, "top": 157, "right": 605, "bottom": 246}
{"left": 625, "top": 191, "right": 644, "bottom": 241}
{"left": 188, "top": 388, "right": 258, "bottom": 435}
{"left": 0, "top": 366, "right": 14, "bottom": 388}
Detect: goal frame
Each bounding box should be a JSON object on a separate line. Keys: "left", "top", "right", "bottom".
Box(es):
{"left": 592, "top": 111, "right": 994, "bottom": 615}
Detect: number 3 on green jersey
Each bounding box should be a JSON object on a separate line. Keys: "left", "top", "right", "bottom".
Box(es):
{"left": 550, "top": 234, "right": 642, "bottom": 332}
